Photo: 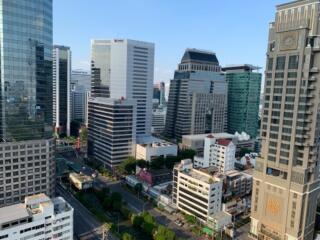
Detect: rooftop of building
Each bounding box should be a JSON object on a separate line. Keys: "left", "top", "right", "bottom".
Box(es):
{"left": 89, "top": 96, "right": 135, "bottom": 106}
{"left": 225, "top": 170, "right": 252, "bottom": 180}
{"left": 277, "top": 0, "right": 318, "bottom": 10}
{"left": 211, "top": 210, "right": 232, "bottom": 220}
{"left": 139, "top": 168, "right": 172, "bottom": 176}
{"left": 216, "top": 138, "right": 232, "bottom": 147}
{"left": 186, "top": 167, "right": 222, "bottom": 184}
{"left": 53, "top": 45, "right": 70, "bottom": 50}
{"left": 0, "top": 194, "right": 72, "bottom": 227}
{"left": 176, "top": 160, "right": 221, "bottom": 184}
{"left": 69, "top": 172, "right": 94, "bottom": 183}
{"left": 91, "top": 38, "right": 154, "bottom": 47}
{"left": 181, "top": 48, "right": 219, "bottom": 65}
{"left": 138, "top": 138, "right": 176, "bottom": 148}
{"left": 182, "top": 132, "right": 235, "bottom": 141}
{"left": 222, "top": 64, "right": 261, "bottom": 72}
{"left": 0, "top": 204, "right": 30, "bottom": 226}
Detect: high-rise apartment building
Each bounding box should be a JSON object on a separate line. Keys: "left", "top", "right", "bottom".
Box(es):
{"left": 173, "top": 159, "right": 222, "bottom": 224}
{"left": 90, "top": 39, "right": 154, "bottom": 137}
{"left": 0, "top": 0, "right": 55, "bottom": 207}
{"left": 87, "top": 97, "right": 136, "bottom": 169}
{"left": 165, "top": 49, "right": 227, "bottom": 140}
{"left": 222, "top": 65, "right": 262, "bottom": 138}
{"left": 194, "top": 135, "right": 236, "bottom": 173}
{"left": 251, "top": 1, "right": 320, "bottom": 239}
{"left": 53, "top": 45, "right": 71, "bottom": 137}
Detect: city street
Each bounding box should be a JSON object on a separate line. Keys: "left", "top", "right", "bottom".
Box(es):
{"left": 56, "top": 184, "right": 115, "bottom": 240}
{"left": 96, "top": 175, "right": 198, "bottom": 240}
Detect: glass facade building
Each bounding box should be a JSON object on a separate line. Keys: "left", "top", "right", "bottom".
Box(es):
{"left": 223, "top": 65, "right": 262, "bottom": 138}
{"left": 0, "top": 0, "right": 55, "bottom": 207}
{"left": 0, "top": 0, "right": 53, "bottom": 142}
{"left": 53, "top": 45, "right": 71, "bottom": 137}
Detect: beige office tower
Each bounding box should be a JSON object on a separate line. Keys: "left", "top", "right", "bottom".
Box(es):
{"left": 250, "top": 1, "right": 320, "bottom": 239}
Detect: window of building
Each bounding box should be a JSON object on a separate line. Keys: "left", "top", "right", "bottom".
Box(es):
{"left": 276, "top": 56, "right": 286, "bottom": 70}
{"left": 288, "top": 55, "right": 299, "bottom": 69}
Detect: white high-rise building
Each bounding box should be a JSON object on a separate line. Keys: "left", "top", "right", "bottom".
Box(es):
{"left": 172, "top": 159, "right": 222, "bottom": 224}
{"left": 53, "top": 45, "right": 71, "bottom": 137}
{"left": 90, "top": 39, "right": 154, "bottom": 137}
{"left": 0, "top": 194, "right": 73, "bottom": 240}
{"left": 194, "top": 135, "right": 236, "bottom": 173}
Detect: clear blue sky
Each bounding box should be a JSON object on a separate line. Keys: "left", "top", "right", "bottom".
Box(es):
{"left": 53, "top": 0, "right": 287, "bottom": 83}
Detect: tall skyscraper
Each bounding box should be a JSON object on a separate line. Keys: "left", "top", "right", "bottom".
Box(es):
{"left": 53, "top": 45, "right": 71, "bottom": 137}
{"left": 0, "top": 0, "right": 55, "bottom": 207}
{"left": 165, "top": 49, "right": 227, "bottom": 140}
{"left": 251, "top": 1, "right": 320, "bottom": 239}
{"left": 90, "top": 39, "right": 154, "bottom": 137}
{"left": 223, "top": 64, "right": 262, "bottom": 138}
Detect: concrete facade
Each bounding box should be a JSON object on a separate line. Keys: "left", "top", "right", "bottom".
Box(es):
{"left": 194, "top": 135, "right": 236, "bottom": 173}
{"left": 87, "top": 97, "right": 136, "bottom": 169}
{"left": 0, "top": 194, "right": 73, "bottom": 240}
{"left": 251, "top": 1, "right": 320, "bottom": 239}
{"left": 165, "top": 49, "right": 228, "bottom": 140}
{"left": 135, "top": 138, "right": 177, "bottom": 161}
{"left": 172, "top": 159, "right": 222, "bottom": 224}
{"left": 0, "top": 139, "right": 55, "bottom": 208}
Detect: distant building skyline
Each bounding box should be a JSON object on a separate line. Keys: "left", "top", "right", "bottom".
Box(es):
{"left": 53, "top": 1, "right": 281, "bottom": 84}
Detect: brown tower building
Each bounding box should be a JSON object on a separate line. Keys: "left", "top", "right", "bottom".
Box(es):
{"left": 250, "top": 1, "right": 320, "bottom": 239}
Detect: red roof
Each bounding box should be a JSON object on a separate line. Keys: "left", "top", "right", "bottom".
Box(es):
{"left": 217, "top": 139, "right": 232, "bottom": 146}
{"left": 207, "top": 134, "right": 214, "bottom": 138}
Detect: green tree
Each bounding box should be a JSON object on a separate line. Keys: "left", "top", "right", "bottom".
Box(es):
{"left": 154, "top": 225, "right": 176, "bottom": 240}
{"left": 120, "top": 206, "right": 132, "bottom": 220}
{"left": 102, "top": 196, "right": 112, "bottom": 210}
{"left": 150, "top": 156, "right": 165, "bottom": 169}
{"left": 111, "top": 192, "right": 122, "bottom": 202}
{"left": 141, "top": 212, "right": 156, "bottom": 235}
{"left": 164, "top": 156, "right": 180, "bottom": 169}
{"left": 117, "top": 157, "right": 136, "bottom": 175}
{"left": 184, "top": 214, "right": 197, "bottom": 224}
{"left": 112, "top": 200, "right": 122, "bottom": 211}
{"left": 79, "top": 126, "right": 88, "bottom": 142}
{"left": 179, "top": 149, "right": 196, "bottom": 160}
{"left": 122, "top": 233, "right": 134, "bottom": 240}
{"left": 136, "top": 159, "right": 149, "bottom": 169}
{"left": 131, "top": 214, "right": 143, "bottom": 228}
